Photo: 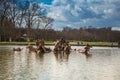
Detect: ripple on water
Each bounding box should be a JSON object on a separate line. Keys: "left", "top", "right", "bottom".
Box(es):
{"left": 0, "top": 45, "right": 120, "bottom": 80}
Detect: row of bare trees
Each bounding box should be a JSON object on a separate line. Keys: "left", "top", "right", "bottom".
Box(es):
{"left": 9, "top": 27, "right": 119, "bottom": 42}
{"left": 0, "top": 0, "right": 53, "bottom": 41}
{"left": 61, "top": 27, "right": 120, "bottom": 42}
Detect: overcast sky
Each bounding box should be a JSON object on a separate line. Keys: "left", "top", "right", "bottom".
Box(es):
{"left": 31, "top": 0, "right": 120, "bottom": 30}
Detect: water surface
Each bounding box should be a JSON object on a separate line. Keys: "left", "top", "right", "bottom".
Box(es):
{"left": 0, "top": 45, "right": 120, "bottom": 80}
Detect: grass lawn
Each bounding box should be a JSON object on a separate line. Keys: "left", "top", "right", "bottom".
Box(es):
{"left": 0, "top": 41, "right": 54, "bottom": 45}
{"left": 0, "top": 41, "right": 118, "bottom": 47}
{"left": 66, "top": 41, "right": 118, "bottom": 47}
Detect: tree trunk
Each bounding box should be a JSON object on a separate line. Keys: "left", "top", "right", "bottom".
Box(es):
{"left": 27, "top": 19, "right": 31, "bottom": 42}
{"left": 9, "top": 37, "right": 12, "bottom": 42}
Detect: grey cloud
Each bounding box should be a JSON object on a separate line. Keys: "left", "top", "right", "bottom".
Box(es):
{"left": 43, "top": 0, "right": 120, "bottom": 30}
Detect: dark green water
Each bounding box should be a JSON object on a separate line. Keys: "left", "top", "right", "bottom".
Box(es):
{"left": 0, "top": 45, "right": 120, "bottom": 80}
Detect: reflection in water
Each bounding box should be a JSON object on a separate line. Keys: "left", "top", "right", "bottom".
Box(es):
{"left": 85, "top": 53, "right": 92, "bottom": 60}
{"left": 74, "top": 50, "right": 92, "bottom": 60}
{"left": 36, "top": 53, "right": 44, "bottom": 60}
{"left": 0, "top": 46, "right": 120, "bottom": 80}
{"left": 54, "top": 51, "right": 70, "bottom": 62}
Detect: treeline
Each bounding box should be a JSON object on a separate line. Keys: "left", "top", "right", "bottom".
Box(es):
{"left": 33, "top": 27, "right": 120, "bottom": 42}
{"left": 1, "top": 27, "right": 119, "bottom": 42}
{"left": 61, "top": 27, "right": 120, "bottom": 42}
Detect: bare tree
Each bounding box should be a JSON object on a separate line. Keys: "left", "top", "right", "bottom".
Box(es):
{"left": 21, "top": 1, "right": 54, "bottom": 41}
{"left": 0, "top": 0, "right": 16, "bottom": 41}
{"left": 0, "top": 0, "right": 54, "bottom": 41}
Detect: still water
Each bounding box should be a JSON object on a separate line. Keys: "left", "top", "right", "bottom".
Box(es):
{"left": 0, "top": 45, "right": 120, "bottom": 80}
